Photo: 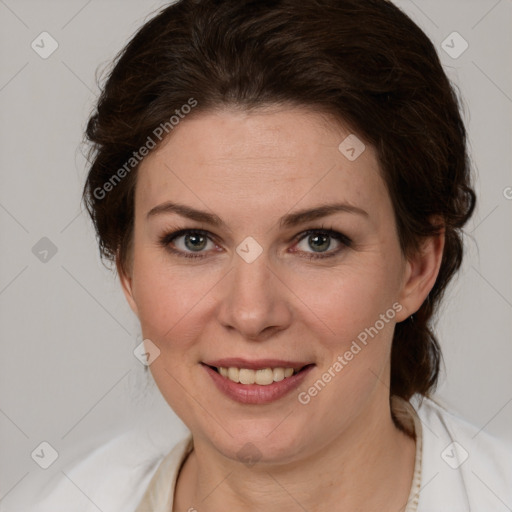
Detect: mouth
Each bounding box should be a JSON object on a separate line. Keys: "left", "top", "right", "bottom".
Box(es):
{"left": 201, "top": 361, "right": 315, "bottom": 404}
{"left": 204, "top": 363, "right": 313, "bottom": 385}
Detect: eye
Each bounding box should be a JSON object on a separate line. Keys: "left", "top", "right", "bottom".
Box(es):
{"left": 293, "top": 229, "right": 351, "bottom": 259}
{"left": 158, "top": 227, "right": 352, "bottom": 260}
{"left": 159, "top": 229, "right": 218, "bottom": 259}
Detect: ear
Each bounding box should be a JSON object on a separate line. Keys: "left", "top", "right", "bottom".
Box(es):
{"left": 395, "top": 220, "right": 445, "bottom": 322}
{"left": 116, "top": 251, "right": 139, "bottom": 318}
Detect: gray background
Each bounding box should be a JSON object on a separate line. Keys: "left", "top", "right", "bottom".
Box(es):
{"left": 1, "top": 0, "right": 511, "bottom": 509}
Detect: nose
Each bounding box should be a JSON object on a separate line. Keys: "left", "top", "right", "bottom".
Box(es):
{"left": 216, "top": 250, "right": 293, "bottom": 341}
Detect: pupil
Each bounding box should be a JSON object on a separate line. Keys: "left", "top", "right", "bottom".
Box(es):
{"left": 310, "top": 234, "right": 329, "bottom": 252}
{"left": 183, "top": 234, "right": 331, "bottom": 253}
{"left": 185, "top": 234, "right": 207, "bottom": 251}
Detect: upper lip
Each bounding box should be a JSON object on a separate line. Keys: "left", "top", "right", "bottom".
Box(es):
{"left": 203, "top": 358, "right": 313, "bottom": 371}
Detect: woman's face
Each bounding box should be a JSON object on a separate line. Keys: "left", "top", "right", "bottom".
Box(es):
{"left": 120, "top": 107, "right": 433, "bottom": 463}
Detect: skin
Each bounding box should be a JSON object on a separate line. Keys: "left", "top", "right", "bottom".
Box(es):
{"left": 118, "top": 107, "right": 445, "bottom": 512}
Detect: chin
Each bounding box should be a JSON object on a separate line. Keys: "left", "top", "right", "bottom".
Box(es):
{"left": 204, "top": 421, "right": 309, "bottom": 466}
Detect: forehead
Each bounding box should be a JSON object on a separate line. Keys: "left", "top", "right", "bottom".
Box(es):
{"left": 136, "top": 108, "right": 389, "bottom": 223}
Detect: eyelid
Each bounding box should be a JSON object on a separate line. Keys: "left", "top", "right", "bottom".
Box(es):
{"left": 293, "top": 228, "right": 351, "bottom": 246}
{"left": 159, "top": 226, "right": 352, "bottom": 259}
{"left": 158, "top": 228, "right": 218, "bottom": 259}
{"left": 290, "top": 229, "right": 351, "bottom": 260}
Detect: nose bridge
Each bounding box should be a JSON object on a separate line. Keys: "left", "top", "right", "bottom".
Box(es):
{"left": 217, "top": 245, "right": 292, "bottom": 339}
{"left": 233, "top": 249, "right": 271, "bottom": 300}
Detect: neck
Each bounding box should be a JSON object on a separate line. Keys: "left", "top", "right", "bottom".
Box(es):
{"left": 174, "top": 395, "right": 416, "bottom": 512}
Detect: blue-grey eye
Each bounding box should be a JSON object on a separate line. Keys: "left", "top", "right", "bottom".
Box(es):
{"left": 172, "top": 232, "right": 213, "bottom": 252}
{"left": 297, "top": 232, "right": 340, "bottom": 253}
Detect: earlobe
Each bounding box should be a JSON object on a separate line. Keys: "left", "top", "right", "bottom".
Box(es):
{"left": 116, "top": 253, "right": 139, "bottom": 317}
{"left": 396, "top": 226, "right": 445, "bottom": 322}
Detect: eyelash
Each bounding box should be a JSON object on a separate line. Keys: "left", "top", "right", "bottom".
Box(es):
{"left": 157, "top": 227, "right": 352, "bottom": 260}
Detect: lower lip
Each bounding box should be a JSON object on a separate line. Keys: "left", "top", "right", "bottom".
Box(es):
{"left": 202, "top": 364, "right": 314, "bottom": 404}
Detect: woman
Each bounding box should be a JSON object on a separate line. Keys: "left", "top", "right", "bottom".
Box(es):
{"left": 32, "top": 0, "right": 512, "bottom": 510}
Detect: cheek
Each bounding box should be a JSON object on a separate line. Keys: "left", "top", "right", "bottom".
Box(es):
{"left": 292, "top": 262, "right": 399, "bottom": 342}
{"left": 294, "top": 268, "right": 399, "bottom": 423}
{"left": 130, "top": 257, "right": 214, "bottom": 414}
{"left": 131, "top": 250, "right": 222, "bottom": 356}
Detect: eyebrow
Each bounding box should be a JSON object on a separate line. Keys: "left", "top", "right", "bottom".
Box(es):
{"left": 146, "top": 201, "right": 368, "bottom": 228}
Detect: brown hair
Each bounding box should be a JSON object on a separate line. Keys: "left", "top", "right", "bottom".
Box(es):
{"left": 82, "top": 0, "right": 476, "bottom": 402}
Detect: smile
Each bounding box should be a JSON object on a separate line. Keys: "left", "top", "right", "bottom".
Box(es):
{"left": 201, "top": 362, "right": 315, "bottom": 404}
{"left": 212, "top": 366, "right": 301, "bottom": 385}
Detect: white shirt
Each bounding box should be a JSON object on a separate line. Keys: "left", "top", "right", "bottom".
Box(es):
{"left": 26, "top": 395, "right": 512, "bottom": 511}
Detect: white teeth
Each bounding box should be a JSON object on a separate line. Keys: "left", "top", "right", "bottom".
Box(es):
{"left": 239, "top": 368, "right": 256, "bottom": 384}
{"left": 273, "top": 368, "right": 285, "bottom": 382}
{"left": 227, "top": 367, "right": 239, "bottom": 382}
{"left": 216, "top": 366, "right": 300, "bottom": 385}
{"left": 255, "top": 368, "right": 273, "bottom": 385}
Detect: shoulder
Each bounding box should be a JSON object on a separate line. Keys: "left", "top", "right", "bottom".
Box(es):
{"left": 411, "top": 394, "right": 512, "bottom": 511}
{"left": 26, "top": 428, "right": 191, "bottom": 512}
